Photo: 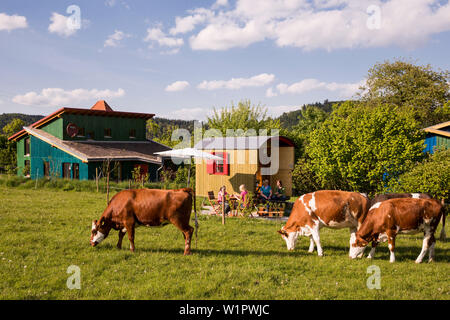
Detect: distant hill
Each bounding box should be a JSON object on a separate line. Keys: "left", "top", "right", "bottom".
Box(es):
{"left": 278, "top": 100, "right": 343, "bottom": 130}
{"left": 0, "top": 113, "right": 44, "bottom": 133}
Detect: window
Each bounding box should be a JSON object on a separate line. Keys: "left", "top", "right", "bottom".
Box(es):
{"left": 77, "top": 127, "right": 85, "bottom": 137}
{"left": 63, "top": 163, "right": 71, "bottom": 179}
{"left": 104, "top": 128, "right": 112, "bottom": 138}
{"left": 73, "top": 163, "right": 79, "bottom": 180}
{"left": 206, "top": 152, "right": 229, "bottom": 175}
{"left": 24, "top": 137, "right": 30, "bottom": 155}
{"left": 43, "top": 161, "right": 50, "bottom": 178}
{"left": 87, "top": 131, "right": 95, "bottom": 140}
{"left": 129, "top": 129, "right": 136, "bottom": 139}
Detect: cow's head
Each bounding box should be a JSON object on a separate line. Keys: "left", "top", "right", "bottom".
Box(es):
{"left": 278, "top": 227, "right": 299, "bottom": 251}
{"left": 349, "top": 235, "right": 368, "bottom": 259}
{"left": 90, "top": 218, "right": 109, "bottom": 247}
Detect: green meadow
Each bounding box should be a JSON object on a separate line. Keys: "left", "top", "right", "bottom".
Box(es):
{"left": 0, "top": 186, "right": 448, "bottom": 300}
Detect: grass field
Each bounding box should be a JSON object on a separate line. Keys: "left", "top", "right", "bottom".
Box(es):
{"left": 0, "top": 186, "right": 448, "bottom": 300}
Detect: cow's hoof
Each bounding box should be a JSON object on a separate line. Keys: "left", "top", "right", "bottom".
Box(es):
{"left": 428, "top": 259, "right": 434, "bottom": 263}
{"left": 415, "top": 259, "right": 422, "bottom": 264}
{"left": 184, "top": 251, "right": 192, "bottom": 256}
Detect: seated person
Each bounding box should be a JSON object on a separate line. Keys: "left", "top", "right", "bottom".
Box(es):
{"left": 273, "top": 180, "right": 288, "bottom": 201}
{"left": 217, "top": 185, "right": 231, "bottom": 214}
{"left": 258, "top": 179, "right": 272, "bottom": 203}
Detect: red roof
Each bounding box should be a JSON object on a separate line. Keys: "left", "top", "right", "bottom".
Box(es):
{"left": 91, "top": 100, "right": 114, "bottom": 111}
{"left": 8, "top": 100, "right": 155, "bottom": 141}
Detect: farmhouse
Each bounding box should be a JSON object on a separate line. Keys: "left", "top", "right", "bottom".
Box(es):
{"left": 8, "top": 100, "right": 171, "bottom": 181}
{"left": 194, "top": 135, "right": 295, "bottom": 197}
{"left": 423, "top": 121, "right": 450, "bottom": 153}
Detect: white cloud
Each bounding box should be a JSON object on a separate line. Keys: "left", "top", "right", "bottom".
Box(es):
{"left": 48, "top": 12, "right": 78, "bottom": 37}
{"left": 12, "top": 88, "right": 125, "bottom": 107}
{"left": 276, "top": 78, "right": 364, "bottom": 97}
{"left": 170, "top": 8, "right": 213, "bottom": 35}
{"left": 144, "top": 27, "right": 184, "bottom": 47}
{"left": 265, "top": 87, "right": 278, "bottom": 98}
{"left": 104, "top": 30, "right": 131, "bottom": 47}
{"left": 212, "top": 0, "right": 229, "bottom": 9}
{"left": 180, "top": 0, "right": 450, "bottom": 51}
{"left": 0, "top": 12, "right": 28, "bottom": 31}
{"left": 165, "top": 81, "right": 190, "bottom": 92}
{"left": 198, "top": 73, "right": 275, "bottom": 90}
{"left": 161, "top": 107, "right": 212, "bottom": 121}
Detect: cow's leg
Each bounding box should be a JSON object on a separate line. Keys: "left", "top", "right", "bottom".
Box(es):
{"left": 182, "top": 226, "right": 194, "bottom": 256}
{"left": 171, "top": 216, "right": 194, "bottom": 255}
{"left": 308, "top": 236, "right": 315, "bottom": 253}
{"left": 310, "top": 221, "right": 323, "bottom": 257}
{"left": 367, "top": 241, "right": 378, "bottom": 259}
{"left": 349, "top": 228, "right": 361, "bottom": 257}
{"left": 387, "top": 233, "right": 396, "bottom": 263}
{"left": 117, "top": 229, "right": 126, "bottom": 249}
{"left": 125, "top": 222, "right": 135, "bottom": 252}
{"left": 415, "top": 229, "right": 432, "bottom": 264}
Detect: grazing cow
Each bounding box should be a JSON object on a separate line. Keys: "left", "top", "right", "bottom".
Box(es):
{"left": 278, "top": 190, "right": 370, "bottom": 256}
{"left": 90, "top": 188, "right": 196, "bottom": 255}
{"left": 370, "top": 192, "right": 432, "bottom": 207}
{"left": 370, "top": 192, "right": 446, "bottom": 240}
{"left": 350, "top": 198, "right": 444, "bottom": 263}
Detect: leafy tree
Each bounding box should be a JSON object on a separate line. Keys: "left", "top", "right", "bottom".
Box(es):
{"left": 206, "top": 100, "right": 281, "bottom": 136}
{"left": 146, "top": 119, "right": 181, "bottom": 148}
{"left": 3, "top": 118, "right": 25, "bottom": 137}
{"left": 360, "top": 59, "right": 450, "bottom": 127}
{"left": 292, "top": 158, "right": 321, "bottom": 195}
{"left": 0, "top": 118, "right": 25, "bottom": 174}
{"left": 386, "top": 148, "right": 450, "bottom": 201}
{"left": 288, "top": 105, "right": 330, "bottom": 158}
{"left": 278, "top": 99, "right": 338, "bottom": 130}
{"left": 306, "top": 102, "right": 425, "bottom": 193}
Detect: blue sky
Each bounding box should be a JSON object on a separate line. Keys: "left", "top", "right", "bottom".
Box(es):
{"left": 0, "top": 0, "right": 449, "bottom": 120}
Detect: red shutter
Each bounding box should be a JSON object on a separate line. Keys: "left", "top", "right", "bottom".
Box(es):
{"left": 206, "top": 152, "right": 215, "bottom": 174}
{"left": 222, "top": 152, "right": 229, "bottom": 175}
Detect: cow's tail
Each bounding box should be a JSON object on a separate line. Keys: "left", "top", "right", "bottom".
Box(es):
{"left": 439, "top": 200, "right": 446, "bottom": 241}
{"left": 183, "top": 187, "right": 198, "bottom": 248}
{"left": 193, "top": 187, "right": 198, "bottom": 248}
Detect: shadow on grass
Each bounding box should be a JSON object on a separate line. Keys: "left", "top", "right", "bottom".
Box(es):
{"left": 91, "top": 242, "right": 450, "bottom": 263}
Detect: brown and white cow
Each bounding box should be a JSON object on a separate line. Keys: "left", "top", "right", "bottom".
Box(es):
{"left": 278, "top": 190, "right": 370, "bottom": 256}
{"left": 350, "top": 198, "right": 444, "bottom": 263}
{"left": 370, "top": 192, "right": 446, "bottom": 240}
{"left": 90, "top": 188, "right": 196, "bottom": 255}
{"left": 370, "top": 192, "right": 432, "bottom": 207}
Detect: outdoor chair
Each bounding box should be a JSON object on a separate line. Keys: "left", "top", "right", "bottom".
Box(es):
{"left": 207, "top": 191, "right": 223, "bottom": 215}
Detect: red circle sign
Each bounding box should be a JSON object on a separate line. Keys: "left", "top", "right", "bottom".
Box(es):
{"left": 66, "top": 123, "right": 79, "bottom": 138}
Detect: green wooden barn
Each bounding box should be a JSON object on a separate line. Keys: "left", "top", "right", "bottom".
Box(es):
{"left": 8, "top": 100, "right": 171, "bottom": 181}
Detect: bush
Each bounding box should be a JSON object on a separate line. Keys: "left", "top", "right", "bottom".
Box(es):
{"left": 292, "top": 158, "right": 321, "bottom": 196}
{"left": 386, "top": 148, "right": 450, "bottom": 201}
